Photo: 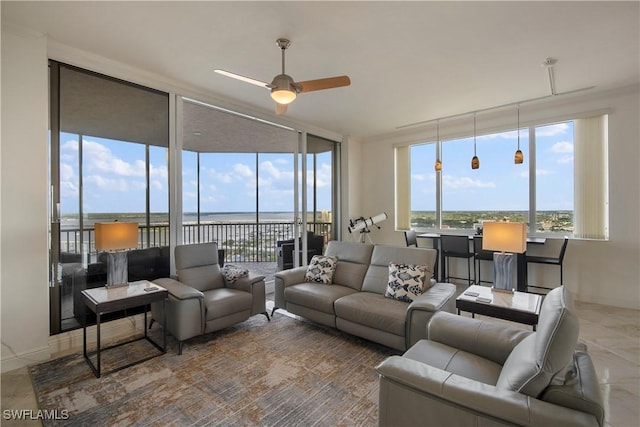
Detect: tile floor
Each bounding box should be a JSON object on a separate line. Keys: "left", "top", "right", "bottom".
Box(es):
{"left": 2, "top": 283, "right": 638, "bottom": 427}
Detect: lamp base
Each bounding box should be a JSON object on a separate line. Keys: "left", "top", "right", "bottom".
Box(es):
{"left": 106, "top": 251, "right": 129, "bottom": 288}
{"left": 493, "top": 252, "right": 516, "bottom": 293}
{"left": 105, "top": 282, "right": 130, "bottom": 289}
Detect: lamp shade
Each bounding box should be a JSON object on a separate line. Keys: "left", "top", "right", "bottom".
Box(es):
{"left": 95, "top": 222, "right": 138, "bottom": 251}
{"left": 482, "top": 222, "right": 526, "bottom": 253}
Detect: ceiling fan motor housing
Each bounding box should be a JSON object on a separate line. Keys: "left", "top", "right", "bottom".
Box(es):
{"left": 270, "top": 74, "right": 298, "bottom": 92}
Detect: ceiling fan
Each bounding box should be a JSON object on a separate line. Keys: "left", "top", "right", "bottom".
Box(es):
{"left": 215, "top": 38, "right": 351, "bottom": 114}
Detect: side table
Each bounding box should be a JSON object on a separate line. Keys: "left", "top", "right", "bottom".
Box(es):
{"left": 82, "top": 280, "right": 168, "bottom": 378}
{"left": 455, "top": 285, "right": 542, "bottom": 330}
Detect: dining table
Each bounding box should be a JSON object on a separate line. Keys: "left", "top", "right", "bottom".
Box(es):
{"left": 417, "top": 232, "right": 546, "bottom": 292}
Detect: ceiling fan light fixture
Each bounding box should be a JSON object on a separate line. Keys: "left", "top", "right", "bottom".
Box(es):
{"left": 271, "top": 88, "right": 297, "bottom": 104}
{"left": 270, "top": 73, "right": 298, "bottom": 104}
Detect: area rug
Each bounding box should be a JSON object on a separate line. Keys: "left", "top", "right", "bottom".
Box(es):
{"left": 30, "top": 313, "right": 398, "bottom": 426}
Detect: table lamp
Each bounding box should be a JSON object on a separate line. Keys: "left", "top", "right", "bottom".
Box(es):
{"left": 482, "top": 221, "right": 526, "bottom": 292}
{"left": 95, "top": 222, "right": 139, "bottom": 288}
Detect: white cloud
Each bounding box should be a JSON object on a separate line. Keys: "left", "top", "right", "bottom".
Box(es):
{"left": 550, "top": 141, "right": 573, "bottom": 153}
{"left": 557, "top": 155, "right": 574, "bottom": 164}
{"left": 233, "top": 163, "right": 254, "bottom": 178}
{"left": 443, "top": 175, "right": 495, "bottom": 189}
{"left": 83, "top": 140, "right": 145, "bottom": 177}
{"left": 150, "top": 164, "right": 168, "bottom": 180}
{"left": 537, "top": 123, "right": 570, "bottom": 136}
{"left": 84, "top": 175, "right": 131, "bottom": 192}
{"left": 536, "top": 169, "right": 554, "bottom": 176}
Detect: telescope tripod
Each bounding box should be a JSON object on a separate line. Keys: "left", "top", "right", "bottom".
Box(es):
{"left": 358, "top": 229, "right": 374, "bottom": 244}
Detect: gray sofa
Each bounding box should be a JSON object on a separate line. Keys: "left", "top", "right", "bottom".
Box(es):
{"left": 273, "top": 240, "right": 457, "bottom": 351}
{"left": 376, "top": 286, "right": 605, "bottom": 427}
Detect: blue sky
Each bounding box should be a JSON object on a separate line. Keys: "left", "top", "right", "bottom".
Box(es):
{"left": 59, "top": 121, "right": 571, "bottom": 215}
{"left": 410, "top": 122, "right": 573, "bottom": 211}
{"left": 59, "top": 133, "right": 332, "bottom": 214}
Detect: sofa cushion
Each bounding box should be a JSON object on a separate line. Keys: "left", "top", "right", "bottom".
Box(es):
{"left": 334, "top": 292, "right": 407, "bottom": 336}
{"left": 305, "top": 255, "right": 338, "bottom": 284}
{"left": 178, "top": 264, "right": 225, "bottom": 292}
{"left": 403, "top": 339, "right": 503, "bottom": 386}
{"left": 325, "top": 241, "right": 374, "bottom": 290}
{"left": 285, "top": 283, "right": 357, "bottom": 315}
{"left": 496, "top": 286, "right": 579, "bottom": 398}
{"left": 385, "top": 262, "right": 427, "bottom": 302}
{"left": 362, "top": 246, "right": 436, "bottom": 294}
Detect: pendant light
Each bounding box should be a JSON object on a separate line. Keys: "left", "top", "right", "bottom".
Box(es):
{"left": 471, "top": 114, "right": 480, "bottom": 169}
{"left": 514, "top": 105, "right": 524, "bottom": 164}
{"left": 434, "top": 120, "right": 442, "bottom": 171}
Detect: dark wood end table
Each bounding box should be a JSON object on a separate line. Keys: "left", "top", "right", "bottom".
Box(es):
{"left": 82, "top": 280, "right": 168, "bottom": 378}
{"left": 456, "top": 285, "right": 542, "bottom": 330}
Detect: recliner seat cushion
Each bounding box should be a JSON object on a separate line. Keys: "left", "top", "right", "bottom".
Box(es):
{"left": 334, "top": 292, "right": 406, "bottom": 336}
{"left": 496, "top": 286, "right": 580, "bottom": 397}
{"left": 203, "top": 288, "right": 252, "bottom": 321}
{"left": 285, "top": 283, "right": 357, "bottom": 314}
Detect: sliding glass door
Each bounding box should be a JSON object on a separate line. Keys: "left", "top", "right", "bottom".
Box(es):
{"left": 181, "top": 99, "right": 339, "bottom": 267}
{"left": 49, "top": 62, "right": 169, "bottom": 333}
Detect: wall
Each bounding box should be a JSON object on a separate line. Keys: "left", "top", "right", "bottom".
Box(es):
{"left": 360, "top": 86, "right": 640, "bottom": 309}
{"left": 1, "top": 24, "right": 51, "bottom": 370}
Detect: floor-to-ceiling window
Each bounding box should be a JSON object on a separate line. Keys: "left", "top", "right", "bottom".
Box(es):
{"left": 181, "top": 99, "right": 340, "bottom": 264}
{"left": 49, "top": 62, "right": 169, "bottom": 333}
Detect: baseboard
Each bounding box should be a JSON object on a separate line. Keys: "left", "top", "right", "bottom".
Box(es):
{"left": 1, "top": 345, "right": 51, "bottom": 373}
{"left": 49, "top": 314, "right": 146, "bottom": 357}
{"left": 1, "top": 314, "right": 146, "bottom": 373}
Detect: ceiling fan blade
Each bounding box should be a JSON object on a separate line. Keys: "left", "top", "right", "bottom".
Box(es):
{"left": 214, "top": 69, "right": 269, "bottom": 88}
{"left": 295, "top": 76, "right": 351, "bottom": 93}
{"left": 275, "top": 103, "right": 288, "bottom": 115}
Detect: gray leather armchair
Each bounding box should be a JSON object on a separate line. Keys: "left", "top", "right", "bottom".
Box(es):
{"left": 150, "top": 242, "right": 269, "bottom": 354}
{"left": 376, "top": 286, "right": 604, "bottom": 427}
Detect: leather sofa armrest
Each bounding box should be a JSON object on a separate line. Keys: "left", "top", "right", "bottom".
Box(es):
{"left": 226, "top": 274, "right": 265, "bottom": 292}
{"left": 427, "top": 311, "right": 532, "bottom": 365}
{"left": 153, "top": 277, "right": 204, "bottom": 300}
{"left": 274, "top": 266, "right": 307, "bottom": 287}
{"left": 376, "top": 356, "right": 601, "bottom": 427}
{"left": 273, "top": 266, "right": 307, "bottom": 310}
{"left": 405, "top": 282, "right": 456, "bottom": 348}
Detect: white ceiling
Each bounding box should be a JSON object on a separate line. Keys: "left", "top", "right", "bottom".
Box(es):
{"left": 3, "top": 1, "right": 639, "bottom": 139}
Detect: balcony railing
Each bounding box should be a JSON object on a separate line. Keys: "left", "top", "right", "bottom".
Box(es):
{"left": 59, "top": 221, "right": 332, "bottom": 264}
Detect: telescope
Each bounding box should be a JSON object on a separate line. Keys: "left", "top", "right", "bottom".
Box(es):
{"left": 348, "top": 212, "right": 388, "bottom": 234}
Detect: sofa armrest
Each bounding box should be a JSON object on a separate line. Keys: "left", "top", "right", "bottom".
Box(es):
{"left": 226, "top": 274, "right": 265, "bottom": 292}
{"left": 427, "top": 311, "right": 532, "bottom": 365}
{"left": 273, "top": 266, "right": 307, "bottom": 310}
{"left": 405, "top": 282, "right": 456, "bottom": 348}
{"left": 153, "top": 277, "right": 204, "bottom": 300}
{"left": 376, "top": 356, "right": 601, "bottom": 427}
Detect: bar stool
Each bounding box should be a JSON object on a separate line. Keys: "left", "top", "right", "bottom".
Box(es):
{"left": 404, "top": 230, "right": 417, "bottom": 247}
{"left": 473, "top": 235, "right": 495, "bottom": 286}
{"left": 440, "top": 234, "right": 474, "bottom": 287}
{"left": 526, "top": 237, "right": 569, "bottom": 293}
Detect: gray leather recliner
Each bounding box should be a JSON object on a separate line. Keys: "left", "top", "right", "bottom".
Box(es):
{"left": 376, "top": 286, "right": 605, "bottom": 427}
{"left": 151, "top": 242, "right": 269, "bottom": 354}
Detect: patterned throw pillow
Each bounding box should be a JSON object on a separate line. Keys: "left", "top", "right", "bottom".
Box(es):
{"left": 221, "top": 264, "right": 249, "bottom": 283}
{"left": 305, "top": 255, "right": 338, "bottom": 284}
{"left": 385, "top": 262, "right": 427, "bottom": 303}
